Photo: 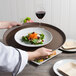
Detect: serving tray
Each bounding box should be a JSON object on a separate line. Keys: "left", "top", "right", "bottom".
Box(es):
{"left": 3, "top": 22, "right": 66, "bottom": 51}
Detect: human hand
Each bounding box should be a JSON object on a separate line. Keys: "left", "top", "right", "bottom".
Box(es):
{"left": 0, "top": 21, "right": 21, "bottom": 29}
{"left": 27, "top": 47, "right": 52, "bottom": 61}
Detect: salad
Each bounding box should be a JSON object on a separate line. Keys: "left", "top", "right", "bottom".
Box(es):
{"left": 22, "top": 32, "right": 44, "bottom": 45}
{"left": 34, "top": 51, "right": 56, "bottom": 63}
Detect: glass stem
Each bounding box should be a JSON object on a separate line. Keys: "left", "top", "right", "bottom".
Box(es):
{"left": 39, "top": 22, "right": 41, "bottom": 27}
{"left": 39, "top": 19, "right": 41, "bottom": 27}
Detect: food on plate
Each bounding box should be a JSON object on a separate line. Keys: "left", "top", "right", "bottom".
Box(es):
{"left": 34, "top": 51, "right": 56, "bottom": 63}
{"left": 48, "top": 51, "right": 56, "bottom": 58}
{"left": 35, "top": 59, "right": 44, "bottom": 63}
{"left": 22, "top": 32, "right": 44, "bottom": 45}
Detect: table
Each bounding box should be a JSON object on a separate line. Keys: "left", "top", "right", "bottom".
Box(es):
{"left": 0, "top": 23, "right": 75, "bottom": 76}
{"left": 0, "top": 48, "right": 76, "bottom": 76}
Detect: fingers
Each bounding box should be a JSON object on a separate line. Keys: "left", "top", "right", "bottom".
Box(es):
{"left": 40, "top": 47, "right": 53, "bottom": 56}
{"left": 41, "top": 47, "right": 52, "bottom": 52}
{"left": 8, "top": 25, "right": 12, "bottom": 29}
{"left": 44, "top": 48, "right": 52, "bottom": 52}
{"left": 47, "top": 49, "right": 52, "bottom": 52}
{"left": 45, "top": 48, "right": 53, "bottom": 56}
{"left": 11, "top": 22, "right": 22, "bottom": 26}
{"left": 16, "top": 23, "right": 22, "bottom": 26}
{"left": 47, "top": 52, "right": 52, "bottom": 55}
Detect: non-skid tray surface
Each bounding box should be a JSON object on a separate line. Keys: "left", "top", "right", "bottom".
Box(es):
{"left": 3, "top": 22, "right": 66, "bottom": 51}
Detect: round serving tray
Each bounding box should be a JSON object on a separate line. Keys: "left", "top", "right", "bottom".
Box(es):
{"left": 3, "top": 22, "right": 66, "bottom": 51}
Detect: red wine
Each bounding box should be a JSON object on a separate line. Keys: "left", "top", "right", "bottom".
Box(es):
{"left": 36, "top": 11, "right": 46, "bottom": 19}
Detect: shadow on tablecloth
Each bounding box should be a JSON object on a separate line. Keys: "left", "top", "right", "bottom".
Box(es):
{"left": 49, "top": 66, "right": 58, "bottom": 76}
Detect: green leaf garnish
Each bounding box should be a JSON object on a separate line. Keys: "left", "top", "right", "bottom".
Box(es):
{"left": 21, "top": 32, "right": 44, "bottom": 45}
{"left": 32, "top": 39, "right": 38, "bottom": 44}
{"left": 22, "top": 36, "right": 28, "bottom": 41}
{"left": 26, "top": 17, "right": 31, "bottom": 20}
{"left": 40, "top": 34, "right": 44, "bottom": 40}
{"left": 23, "top": 17, "right": 31, "bottom": 23}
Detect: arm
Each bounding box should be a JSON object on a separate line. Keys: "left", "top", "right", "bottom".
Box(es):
{"left": 0, "top": 42, "right": 52, "bottom": 74}
{"left": 28, "top": 47, "right": 52, "bottom": 61}
{"left": 0, "top": 42, "right": 28, "bottom": 74}
{"left": 0, "top": 21, "right": 21, "bottom": 29}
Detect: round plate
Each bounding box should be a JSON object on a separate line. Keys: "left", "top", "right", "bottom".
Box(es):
{"left": 14, "top": 27, "right": 53, "bottom": 47}
{"left": 53, "top": 59, "right": 76, "bottom": 76}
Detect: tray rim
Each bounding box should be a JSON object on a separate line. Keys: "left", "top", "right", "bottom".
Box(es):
{"left": 3, "top": 22, "right": 66, "bottom": 50}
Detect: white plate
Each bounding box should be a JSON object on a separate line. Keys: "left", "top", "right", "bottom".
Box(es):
{"left": 53, "top": 59, "right": 76, "bottom": 76}
{"left": 14, "top": 27, "right": 53, "bottom": 47}
{"left": 32, "top": 50, "right": 62, "bottom": 65}
{"left": 60, "top": 39, "right": 76, "bottom": 52}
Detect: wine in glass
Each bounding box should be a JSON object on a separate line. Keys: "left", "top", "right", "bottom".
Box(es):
{"left": 35, "top": 9, "right": 46, "bottom": 27}
{"left": 36, "top": 11, "right": 46, "bottom": 19}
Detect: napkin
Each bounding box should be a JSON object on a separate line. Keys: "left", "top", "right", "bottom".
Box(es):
{"left": 58, "top": 62, "right": 76, "bottom": 76}
{"left": 62, "top": 39, "right": 76, "bottom": 49}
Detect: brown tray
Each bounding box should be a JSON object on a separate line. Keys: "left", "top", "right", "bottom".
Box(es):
{"left": 3, "top": 22, "right": 66, "bottom": 51}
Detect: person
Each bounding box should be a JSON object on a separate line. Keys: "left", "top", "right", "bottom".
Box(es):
{"left": 0, "top": 21, "right": 52, "bottom": 76}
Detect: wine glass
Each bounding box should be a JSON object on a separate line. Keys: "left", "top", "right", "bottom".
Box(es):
{"left": 35, "top": 7, "right": 46, "bottom": 27}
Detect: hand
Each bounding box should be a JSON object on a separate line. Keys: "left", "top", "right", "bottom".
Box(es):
{"left": 0, "top": 21, "right": 21, "bottom": 29}
{"left": 27, "top": 47, "right": 52, "bottom": 61}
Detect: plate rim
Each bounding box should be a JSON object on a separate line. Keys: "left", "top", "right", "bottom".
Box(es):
{"left": 14, "top": 27, "right": 53, "bottom": 47}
